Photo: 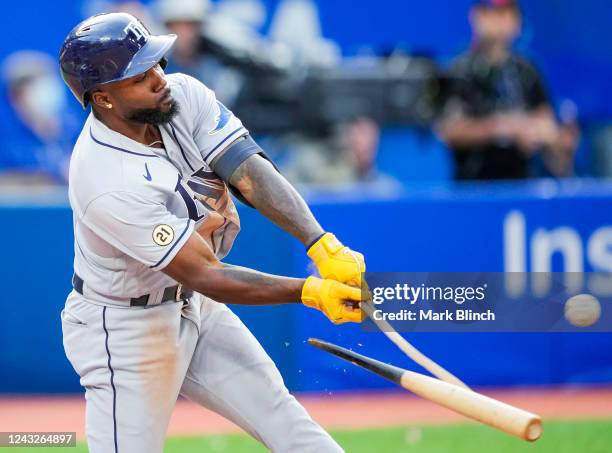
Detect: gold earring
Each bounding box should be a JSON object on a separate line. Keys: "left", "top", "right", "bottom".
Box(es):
{"left": 106, "top": 103, "right": 113, "bottom": 109}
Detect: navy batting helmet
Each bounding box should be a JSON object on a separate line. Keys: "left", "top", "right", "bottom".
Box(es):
{"left": 59, "top": 12, "right": 176, "bottom": 108}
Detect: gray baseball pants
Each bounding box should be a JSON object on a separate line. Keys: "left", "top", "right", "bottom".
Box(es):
{"left": 61, "top": 292, "right": 343, "bottom": 453}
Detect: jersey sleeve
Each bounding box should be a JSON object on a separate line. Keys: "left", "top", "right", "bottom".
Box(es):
{"left": 82, "top": 191, "right": 194, "bottom": 270}
{"left": 182, "top": 74, "right": 248, "bottom": 165}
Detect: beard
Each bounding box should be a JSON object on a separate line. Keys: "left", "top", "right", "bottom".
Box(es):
{"left": 127, "top": 99, "right": 179, "bottom": 125}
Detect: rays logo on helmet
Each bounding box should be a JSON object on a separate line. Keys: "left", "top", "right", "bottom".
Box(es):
{"left": 208, "top": 101, "right": 232, "bottom": 135}
{"left": 123, "top": 21, "right": 149, "bottom": 46}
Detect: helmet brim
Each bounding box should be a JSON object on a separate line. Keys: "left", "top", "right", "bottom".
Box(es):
{"left": 121, "top": 34, "right": 177, "bottom": 80}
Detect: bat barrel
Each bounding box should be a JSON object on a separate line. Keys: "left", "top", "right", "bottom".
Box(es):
{"left": 401, "top": 370, "right": 542, "bottom": 441}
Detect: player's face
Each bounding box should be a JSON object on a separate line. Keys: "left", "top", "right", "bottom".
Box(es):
{"left": 471, "top": 7, "right": 521, "bottom": 46}
{"left": 94, "top": 63, "right": 179, "bottom": 125}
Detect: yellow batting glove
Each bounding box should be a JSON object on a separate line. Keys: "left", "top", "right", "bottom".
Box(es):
{"left": 307, "top": 233, "right": 366, "bottom": 286}
{"left": 301, "top": 276, "right": 363, "bottom": 324}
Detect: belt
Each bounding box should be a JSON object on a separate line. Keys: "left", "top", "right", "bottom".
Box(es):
{"left": 72, "top": 274, "right": 193, "bottom": 307}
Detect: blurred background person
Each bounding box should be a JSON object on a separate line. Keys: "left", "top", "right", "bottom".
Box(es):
{"left": 281, "top": 117, "right": 399, "bottom": 190}
{"left": 263, "top": 0, "right": 393, "bottom": 189}
{"left": 156, "top": 0, "right": 264, "bottom": 107}
{"left": 0, "top": 51, "right": 81, "bottom": 185}
{"left": 268, "top": 0, "right": 341, "bottom": 68}
{"left": 437, "top": 0, "right": 580, "bottom": 180}
{"left": 156, "top": 0, "right": 211, "bottom": 84}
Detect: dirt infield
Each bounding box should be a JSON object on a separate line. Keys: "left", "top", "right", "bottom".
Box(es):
{"left": 0, "top": 386, "right": 611, "bottom": 438}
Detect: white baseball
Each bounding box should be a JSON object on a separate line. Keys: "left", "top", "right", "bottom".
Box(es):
{"left": 564, "top": 294, "right": 601, "bottom": 328}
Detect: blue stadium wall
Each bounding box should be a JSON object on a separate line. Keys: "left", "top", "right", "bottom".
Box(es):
{"left": 2, "top": 180, "right": 611, "bottom": 393}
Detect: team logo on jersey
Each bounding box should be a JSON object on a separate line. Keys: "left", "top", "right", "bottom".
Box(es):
{"left": 208, "top": 101, "right": 232, "bottom": 135}
{"left": 153, "top": 224, "right": 174, "bottom": 246}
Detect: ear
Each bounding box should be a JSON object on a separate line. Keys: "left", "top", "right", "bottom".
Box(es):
{"left": 91, "top": 90, "right": 113, "bottom": 110}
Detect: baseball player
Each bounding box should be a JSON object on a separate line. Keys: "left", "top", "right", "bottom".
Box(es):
{"left": 59, "top": 12, "right": 366, "bottom": 453}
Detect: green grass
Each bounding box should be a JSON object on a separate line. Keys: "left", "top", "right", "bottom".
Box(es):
{"left": 3, "top": 419, "right": 611, "bottom": 452}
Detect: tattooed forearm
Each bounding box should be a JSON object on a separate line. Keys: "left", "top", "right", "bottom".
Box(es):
{"left": 200, "top": 263, "right": 304, "bottom": 305}
{"left": 163, "top": 229, "right": 304, "bottom": 305}
{"left": 230, "top": 155, "right": 324, "bottom": 246}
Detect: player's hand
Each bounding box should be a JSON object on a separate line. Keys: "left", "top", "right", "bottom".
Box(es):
{"left": 301, "top": 276, "right": 363, "bottom": 324}
{"left": 307, "top": 233, "right": 366, "bottom": 286}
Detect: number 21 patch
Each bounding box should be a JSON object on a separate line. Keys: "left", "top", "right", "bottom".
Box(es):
{"left": 153, "top": 224, "right": 175, "bottom": 246}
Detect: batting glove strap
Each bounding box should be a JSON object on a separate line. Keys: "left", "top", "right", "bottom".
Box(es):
{"left": 307, "top": 232, "right": 366, "bottom": 286}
